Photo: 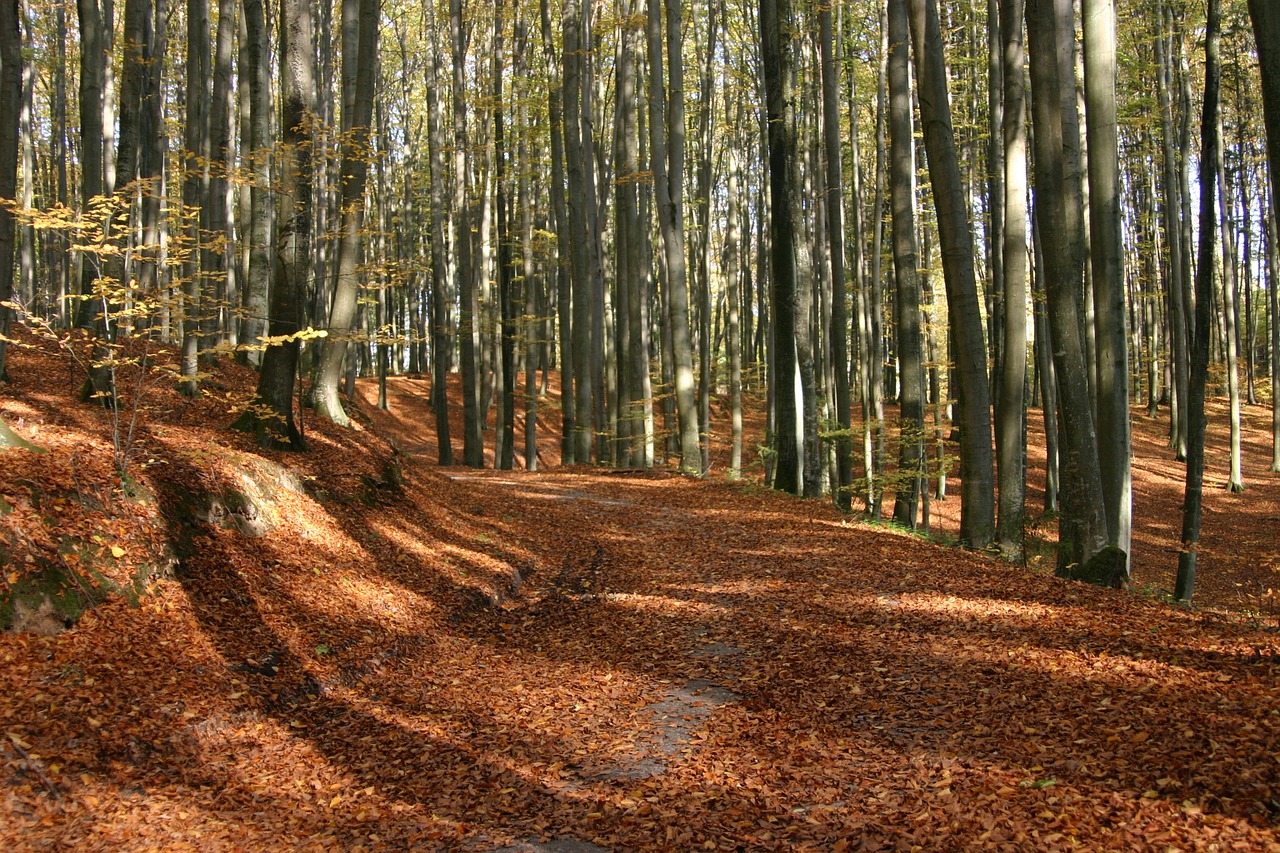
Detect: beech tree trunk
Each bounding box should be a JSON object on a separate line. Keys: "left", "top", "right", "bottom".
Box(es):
{"left": 1177, "top": 0, "right": 1221, "bottom": 602}
{"left": 907, "top": 0, "right": 995, "bottom": 549}
{"left": 759, "top": 0, "right": 802, "bottom": 494}
{"left": 313, "top": 0, "right": 381, "bottom": 427}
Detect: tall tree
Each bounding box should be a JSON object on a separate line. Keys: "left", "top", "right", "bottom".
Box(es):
{"left": 1082, "top": 0, "right": 1133, "bottom": 560}
{"left": 650, "top": 0, "right": 702, "bottom": 476}
{"left": 887, "top": 0, "right": 925, "bottom": 527}
{"left": 0, "top": 0, "right": 19, "bottom": 382}
{"left": 996, "top": 0, "right": 1029, "bottom": 559}
{"left": 1176, "top": 0, "right": 1221, "bottom": 602}
{"left": 232, "top": 0, "right": 317, "bottom": 451}
{"left": 1252, "top": 0, "right": 1280, "bottom": 473}
{"left": 820, "top": 0, "right": 853, "bottom": 510}
{"left": 1027, "top": 0, "right": 1116, "bottom": 582}
{"left": 759, "top": 0, "right": 802, "bottom": 494}
{"left": 313, "top": 0, "right": 382, "bottom": 426}
{"left": 907, "top": 0, "right": 995, "bottom": 548}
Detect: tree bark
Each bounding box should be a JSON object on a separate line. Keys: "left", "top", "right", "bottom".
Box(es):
{"left": 996, "top": 0, "right": 1029, "bottom": 560}
{"left": 1082, "top": 0, "right": 1133, "bottom": 559}
{"left": 0, "top": 0, "right": 19, "bottom": 381}
{"left": 1177, "top": 0, "right": 1221, "bottom": 602}
{"left": 231, "top": 0, "right": 316, "bottom": 451}
{"left": 1027, "top": 0, "right": 1114, "bottom": 581}
{"left": 888, "top": 0, "right": 924, "bottom": 527}
{"left": 759, "top": 0, "right": 801, "bottom": 494}
{"left": 313, "top": 0, "right": 382, "bottom": 426}
{"left": 907, "top": 0, "right": 995, "bottom": 549}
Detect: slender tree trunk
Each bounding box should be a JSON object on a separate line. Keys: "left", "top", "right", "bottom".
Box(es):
{"left": 996, "top": 0, "right": 1028, "bottom": 559}
{"left": 0, "top": 0, "right": 19, "bottom": 382}
{"left": 888, "top": 0, "right": 923, "bottom": 527}
{"left": 231, "top": 0, "right": 316, "bottom": 451}
{"left": 650, "top": 0, "right": 702, "bottom": 475}
{"left": 540, "top": 0, "right": 573, "bottom": 463}
{"left": 1027, "top": 0, "right": 1115, "bottom": 582}
{"left": 452, "top": 0, "right": 483, "bottom": 466}
{"left": 1177, "top": 0, "right": 1221, "bottom": 602}
{"left": 1216, "top": 136, "right": 1245, "bottom": 493}
{"left": 820, "top": 0, "right": 853, "bottom": 511}
{"left": 242, "top": 0, "right": 272, "bottom": 368}
{"left": 759, "top": 0, "right": 801, "bottom": 494}
{"left": 179, "top": 0, "right": 210, "bottom": 397}
{"left": 426, "top": 31, "right": 454, "bottom": 464}
{"left": 907, "top": 0, "right": 995, "bottom": 548}
{"left": 564, "top": 0, "right": 594, "bottom": 464}
{"left": 1082, "top": 0, "right": 1132, "bottom": 560}
{"left": 314, "top": 0, "right": 381, "bottom": 426}
{"left": 1157, "top": 0, "right": 1189, "bottom": 459}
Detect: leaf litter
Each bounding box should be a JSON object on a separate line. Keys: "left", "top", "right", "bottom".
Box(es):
{"left": 1, "top": 330, "right": 1280, "bottom": 850}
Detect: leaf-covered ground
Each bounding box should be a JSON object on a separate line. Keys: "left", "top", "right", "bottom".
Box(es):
{"left": 3, "top": 332, "right": 1280, "bottom": 850}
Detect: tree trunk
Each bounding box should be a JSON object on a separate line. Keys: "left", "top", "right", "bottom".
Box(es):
{"left": 907, "top": 0, "right": 995, "bottom": 549}
{"left": 241, "top": 0, "right": 272, "bottom": 369}
{"left": 1027, "top": 0, "right": 1115, "bottom": 582}
{"left": 179, "top": 0, "right": 210, "bottom": 396}
{"left": 820, "top": 0, "right": 853, "bottom": 511}
{"left": 1176, "top": 0, "right": 1221, "bottom": 602}
{"left": 888, "top": 0, "right": 924, "bottom": 528}
{"left": 650, "top": 0, "right": 701, "bottom": 475}
{"left": 759, "top": 0, "right": 801, "bottom": 494}
{"left": 1082, "top": 0, "right": 1132, "bottom": 560}
{"left": 996, "top": 0, "right": 1029, "bottom": 559}
{"left": 426, "top": 28, "right": 454, "bottom": 465}
{"left": 0, "top": 0, "right": 19, "bottom": 381}
{"left": 313, "top": 0, "right": 382, "bottom": 426}
{"left": 231, "top": 0, "right": 316, "bottom": 451}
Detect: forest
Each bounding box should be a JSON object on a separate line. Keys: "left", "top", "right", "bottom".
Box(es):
{"left": 4, "top": 0, "right": 1280, "bottom": 847}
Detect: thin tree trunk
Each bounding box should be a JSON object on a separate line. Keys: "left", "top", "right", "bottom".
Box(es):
{"left": 1176, "top": 0, "right": 1221, "bottom": 602}
{"left": 0, "top": 0, "right": 19, "bottom": 381}
{"left": 907, "top": 0, "right": 995, "bottom": 548}
{"left": 996, "top": 0, "right": 1028, "bottom": 559}
{"left": 888, "top": 0, "right": 924, "bottom": 528}
{"left": 426, "top": 27, "right": 454, "bottom": 464}
{"left": 1082, "top": 0, "right": 1132, "bottom": 559}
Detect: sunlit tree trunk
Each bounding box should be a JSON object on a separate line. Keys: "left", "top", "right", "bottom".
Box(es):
{"left": 1082, "top": 0, "right": 1132, "bottom": 561}
{"left": 241, "top": 0, "right": 271, "bottom": 369}
{"left": 907, "top": 0, "right": 995, "bottom": 548}
{"left": 888, "top": 0, "right": 923, "bottom": 527}
{"left": 314, "top": 0, "right": 381, "bottom": 426}
{"left": 231, "top": 0, "right": 316, "bottom": 451}
{"left": 179, "top": 0, "right": 210, "bottom": 396}
{"left": 1028, "top": 0, "right": 1114, "bottom": 581}
{"left": 1177, "top": 0, "right": 1221, "bottom": 602}
{"left": 650, "top": 0, "right": 702, "bottom": 475}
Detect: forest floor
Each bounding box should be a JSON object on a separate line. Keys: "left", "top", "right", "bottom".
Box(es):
{"left": 3, "top": 331, "right": 1280, "bottom": 850}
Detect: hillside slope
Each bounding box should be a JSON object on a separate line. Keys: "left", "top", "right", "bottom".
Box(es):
{"left": 2, "top": 332, "right": 1280, "bottom": 850}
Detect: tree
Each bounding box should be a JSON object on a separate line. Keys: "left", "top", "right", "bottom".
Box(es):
{"left": 1177, "top": 0, "right": 1222, "bottom": 602}
{"left": 907, "top": 0, "right": 995, "bottom": 549}
{"left": 0, "top": 0, "right": 19, "bottom": 382}
{"left": 887, "top": 0, "right": 925, "bottom": 527}
{"left": 231, "top": 0, "right": 317, "bottom": 451}
{"left": 1082, "top": 0, "right": 1133, "bottom": 559}
{"left": 1251, "top": 0, "right": 1280, "bottom": 474}
{"left": 313, "top": 0, "right": 382, "bottom": 426}
{"left": 760, "top": 0, "right": 802, "bottom": 495}
{"left": 1027, "top": 0, "right": 1116, "bottom": 582}
{"left": 996, "top": 0, "right": 1029, "bottom": 560}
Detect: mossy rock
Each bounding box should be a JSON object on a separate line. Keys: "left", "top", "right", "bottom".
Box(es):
{"left": 1, "top": 538, "right": 174, "bottom": 635}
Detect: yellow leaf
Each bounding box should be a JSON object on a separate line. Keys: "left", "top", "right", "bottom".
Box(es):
{"left": 110, "top": 546, "right": 125, "bottom": 559}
